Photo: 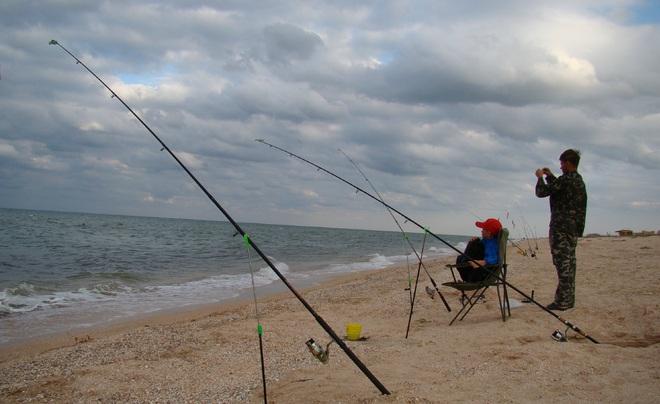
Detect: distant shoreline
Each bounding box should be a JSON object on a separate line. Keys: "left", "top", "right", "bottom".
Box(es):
{"left": 0, "top": 206, "right": 459, "bottom": 236}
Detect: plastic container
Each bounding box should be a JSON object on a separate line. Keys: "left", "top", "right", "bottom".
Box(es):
{"left": 346, "top": 323, "right": 362, "bottom": 341}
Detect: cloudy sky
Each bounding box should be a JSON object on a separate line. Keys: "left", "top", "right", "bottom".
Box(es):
{"left": 1, "top": 0, "right": 659, "bottom": 236}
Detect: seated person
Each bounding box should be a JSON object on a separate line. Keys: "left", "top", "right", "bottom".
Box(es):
{"left": 456, "top": 218, "right": 502, "bottom": 282}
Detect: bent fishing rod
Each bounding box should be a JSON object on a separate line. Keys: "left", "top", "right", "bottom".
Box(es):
{"left": 50, "top": 40, "right": 391, "bottom": 395}
{"left": 337, "top": 149, "right": 451, "bottom": 337}
{"left": 256, "top": 139, "right": 600, "bottom": 344}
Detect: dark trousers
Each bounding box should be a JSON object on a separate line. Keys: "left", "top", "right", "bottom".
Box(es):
{"left": 549, "top": 229, "right": 577, "bottom": 307}
{"left": 456, "top": 238, "right": 491, "bottom": 282}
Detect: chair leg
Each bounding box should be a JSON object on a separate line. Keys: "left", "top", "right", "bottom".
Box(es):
{"left": 448, "top": 267, "right": 469, "bottom": 303}
{"left": 456, "top": 286, "right": 489, "bottom": 323}
{"left": 459, "top": 286, "right": 488, "bottom": 321}
{"left": 495, "top": 283, "right": 505, "bottom": 322}
{"left": 448, "top": 297, "right": 470, "bottom": 325}
{"left": 449, "top": 267, "right": 458, "bottom": 283}
{"left": 450, "top": 269, "right": 509, "bottom": 325}
{"left": 503, "top": 272, "right": 511, "bottom": 318}
{"left": 449, "top": 287, "right": 482, "bottom": 325}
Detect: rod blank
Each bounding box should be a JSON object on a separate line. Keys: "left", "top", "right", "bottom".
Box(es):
{"left": 257, "top": 139, "right": 599, "bottom": 344}
{"left": 50, "top": 40, "right": 391, "bottom": 394}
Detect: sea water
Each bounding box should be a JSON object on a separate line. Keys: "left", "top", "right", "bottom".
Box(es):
{"left": 0, "top": 208, "right": 468, "bottom": 345}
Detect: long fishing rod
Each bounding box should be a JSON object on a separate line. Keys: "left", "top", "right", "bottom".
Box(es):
{"left": 50, "top": 40, "right": 391, "bottom": 395}
{"left": 244, "top": 235, "right": 268, "bottom": 403}
{"left": 338, "top": 149, "right": 451, "bottom": 314}
{"left": 257, "top": 139, "right": 600, "bottom": 344}
{"left": 338, "top": 149, "right": 450, "bottom": 339}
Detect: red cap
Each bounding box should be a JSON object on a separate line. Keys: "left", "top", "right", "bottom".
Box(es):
{"left": 475, "top": 218, "right": 502, "bottom": 235}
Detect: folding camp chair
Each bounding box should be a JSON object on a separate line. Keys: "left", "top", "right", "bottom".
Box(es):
{"left": 442, "top": 228, "right": 511, "bottom": 325}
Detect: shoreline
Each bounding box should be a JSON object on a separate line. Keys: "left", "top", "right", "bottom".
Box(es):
{"left": 0, "top": 258, "right": 423, "bottom": 362}
{"left": 1, "top": 207, "right": 470, "bottom": 349}
{"left": 1, "top": 236, "right": 659, "bottom": 402}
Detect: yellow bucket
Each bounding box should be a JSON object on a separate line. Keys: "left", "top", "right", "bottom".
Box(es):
{"left": 346, "top": 323, "right": 362, "bottom": 341}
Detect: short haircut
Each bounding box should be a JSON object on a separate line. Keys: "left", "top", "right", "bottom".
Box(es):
{"left": 560, "top": 149, "right": 581, "bottom": 167}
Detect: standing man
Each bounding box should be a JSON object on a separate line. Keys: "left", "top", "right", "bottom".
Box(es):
{"left": 535, "top": 149, "right": 587, "bottom": 311}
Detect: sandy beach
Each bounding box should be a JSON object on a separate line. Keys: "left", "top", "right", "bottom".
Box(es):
{"left": 1, "top": 235, "right": 659, "bottom": 403}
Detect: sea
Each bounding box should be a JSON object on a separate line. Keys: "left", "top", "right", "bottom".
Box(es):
{"left": 0, "top": 208, "right": 469, "bottom": 346}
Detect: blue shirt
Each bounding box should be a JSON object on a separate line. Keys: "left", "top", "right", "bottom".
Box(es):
{"left": 483, "top": 237, "right": 499, "bottom": 265}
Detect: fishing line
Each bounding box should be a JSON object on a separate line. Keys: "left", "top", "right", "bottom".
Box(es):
{"left": 521, "top": 220, "right": 534, "bottom": 257}
{"left": 520, "top": 216, "right": 538, "bottom": 258}
{"left": 505, "top": 217, "right": 532, "bottom": 258}
{"left": 243, "top": 234, "right": 267, "bottom": 403}
{"left": 523, "top": 216, "right": 540, "bottom": 253}
{"left": 256, "top": 139, "right": 600, "bottom": 344}
{"left": 497, "top": 210, "right": 538, "bottom": 260}
{"left": 337, "top": 149, "right": 451, "bottom": 324}
{"left": 50, "top": 40, "right": 390, "bottom": 395}
{"left": 509, "top": 239, "right": 529, "bottom": 257}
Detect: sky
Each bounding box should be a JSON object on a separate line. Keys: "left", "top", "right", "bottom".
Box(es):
{"left": 0, "top": 0, "right": 659, "bottom": 237}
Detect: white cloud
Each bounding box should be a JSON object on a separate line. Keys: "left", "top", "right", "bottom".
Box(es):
{"left": 631, "top": 201, "right": 660, "bottom": 208}
{"left": 177, "top": 151, "right": 204, "bottom": 170}
{"left": 533, "top": 49, "right": 598, "bottom": 87}
{"left": 0, "top": 143, "right": 19, "bottom": 158}
{"left": 79, "top": 121, "right": 104, "bottom": 131}
{"left": 302, "top": 189, "right": 319, "bottom": 199}
{"left": 82, "top": 155, "right": 131, "bottom": 173}
{"left": 142, "top": 193, "right": 176, "bottom": 204}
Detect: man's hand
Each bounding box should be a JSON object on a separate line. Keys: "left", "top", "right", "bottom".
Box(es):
{"left": 536, "top": 167, "right": 553, "bottom": 178}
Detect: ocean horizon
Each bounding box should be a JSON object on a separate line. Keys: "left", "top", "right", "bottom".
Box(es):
{"left": 0, "top": 207, "right": 468, "bottom": 346}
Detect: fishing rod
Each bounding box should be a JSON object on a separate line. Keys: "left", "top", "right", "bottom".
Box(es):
{"left": 337, "top": 149, "right": 451, "bottom": 337}
{"left": 50, "top": 40, "right": 391, "bottom": 395}
{"left": 501, "top": 210, "right": 537, "bottom": 260}
{"left": 519, "top": 216, "right": 536, "bottom": 258}
{"left": 509, "top": 239, "right": 529, "bottom": 256}
{"left": 244, "top": 235, "right": 268, "bottom": 403}
{"left": 500, "top": 213, "right": 533, "bottom": 258}
{"left": 257, "top": 139, "right": 600, "bottom": 344}
{"left": 526, "top": 218, "right": 540, "bottom": 253}
{"left": 338, "top": 149, "right": 451, "bottom": 311}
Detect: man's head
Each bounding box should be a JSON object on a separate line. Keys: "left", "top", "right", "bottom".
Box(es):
{"left": 475, "top": 218, "right": 502, "bottom": 239}
{"left": 559, "top": 149, "right": 580, "bottom": 173}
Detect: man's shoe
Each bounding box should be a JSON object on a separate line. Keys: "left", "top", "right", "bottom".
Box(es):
{"left": 546, "top": 302, "right": 573, "bottom": 311}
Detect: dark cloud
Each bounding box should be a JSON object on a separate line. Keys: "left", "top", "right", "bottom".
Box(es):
{"left": 263, "top": 23, "right": 324, "bottom": 64}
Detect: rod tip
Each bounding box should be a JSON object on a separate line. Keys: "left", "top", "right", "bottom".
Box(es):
{"left": 49, "top": 39, "right": 59, "bottom": 45}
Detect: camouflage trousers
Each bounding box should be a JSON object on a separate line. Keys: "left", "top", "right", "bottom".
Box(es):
{"left": 549, "top": 230, "right": 578, "bottom": 307}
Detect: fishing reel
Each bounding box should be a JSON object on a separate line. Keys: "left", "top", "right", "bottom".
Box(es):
{"left": 551, "top": 327, "right": 570, "bottom": 342}
{"left": 306, "top": 338, "right": 335, "bottom": 364}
